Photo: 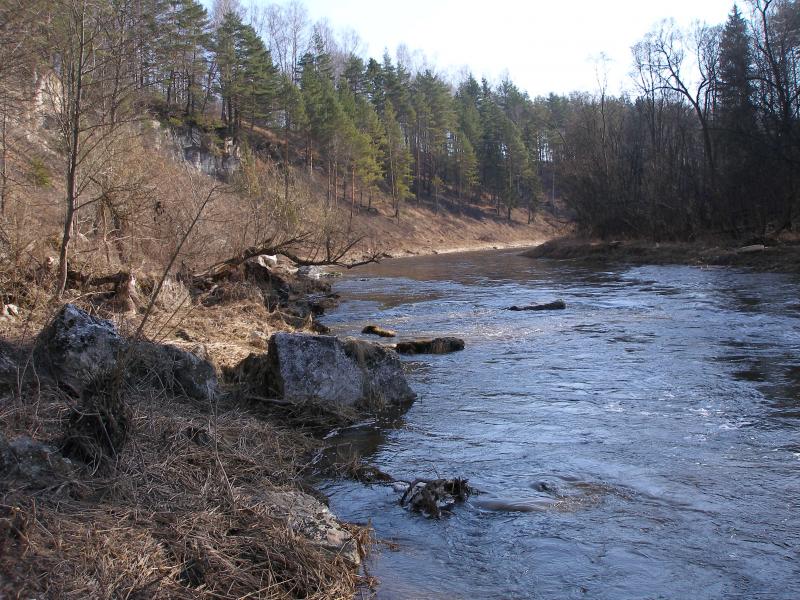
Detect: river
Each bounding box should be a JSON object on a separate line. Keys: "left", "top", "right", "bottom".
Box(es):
{"left": 320, "top": 248, "right": 800, "bottom": 600}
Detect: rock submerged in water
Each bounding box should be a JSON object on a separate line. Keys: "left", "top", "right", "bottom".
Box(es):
{"left": 362, "top": 324, "right": 396, "bottom": 338}
{"left": 394, "top": 337, "right": 465, "bottom": 355}
{"left": 237, "top": 333, "right": 416, "bottom": 410}
{"left": 508, "top": 299, "right": 566, "bottom": 312}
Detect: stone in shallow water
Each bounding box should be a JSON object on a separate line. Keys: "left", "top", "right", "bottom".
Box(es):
{"left": 507, "top": 299, "right": 566, "bottom": 311}
{"left": 394, "top": 337, "right": 465, "bottom": 355}
{"left": 362, "top": 324, "right": 396, "bottom": 338}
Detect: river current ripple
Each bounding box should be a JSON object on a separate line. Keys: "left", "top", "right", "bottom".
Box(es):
{"left": 320, "top": 249, "right": 800, "bottom": 600}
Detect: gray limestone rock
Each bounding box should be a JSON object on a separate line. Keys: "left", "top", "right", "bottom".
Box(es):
{"left": 238, "top": 333, "right": 415, "bottom": 410}
{"left": 130, "top": 342, "right": 218, "bottom": 401}
{"left": 0, "top": 433, "right": 75, "bottom": 488}
{"left": 259, "top": 489, "right": 361, "bottom": 565}
{"left": 35, "top": 304, "right": 122, "bottom": 394}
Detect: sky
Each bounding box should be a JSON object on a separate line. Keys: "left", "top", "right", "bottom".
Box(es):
{"left": 222, "top": 0, "right": 743, "bottom": 97}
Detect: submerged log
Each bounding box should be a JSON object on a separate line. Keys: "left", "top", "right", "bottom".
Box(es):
{"left": 508, "top": 299, "right": 566, "bottom": 312}
{"left": 394, "top": 337, "right": 465, "bottom": 355}
{"left": 362, "top": 324, "right": 396, "bottom": 338}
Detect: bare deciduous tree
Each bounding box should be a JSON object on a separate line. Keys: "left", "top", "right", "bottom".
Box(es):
{"left": 47, "top": 0, "right": 142, "bottom": 296}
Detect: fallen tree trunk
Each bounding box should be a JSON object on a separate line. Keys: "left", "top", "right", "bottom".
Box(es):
{"left": 66, "top": 269, "right": 139, "bottom": 312}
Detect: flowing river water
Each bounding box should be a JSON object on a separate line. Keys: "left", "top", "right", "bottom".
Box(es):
{"left": 319, "top": 249, "right": 800, "bottom": 599}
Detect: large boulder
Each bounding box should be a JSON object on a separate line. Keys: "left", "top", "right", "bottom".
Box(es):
{"left": 35, "top": 304, "right": 122, "bottom": 394}
{"left": 129, "top": 342, "right": 218, "bottom": 401}
{"left": 34, "top": 304, "right": 218, "bottom": 401}
{"left": 0, "top": 348, "right": 18, "bottom": 388}
{"left": 343, "top": 338, "right": 416, "bottom": 407}
{"left": 238, "top": 333, "right": 415, "bottom": 410}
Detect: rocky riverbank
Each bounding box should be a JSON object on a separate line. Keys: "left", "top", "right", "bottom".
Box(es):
{"left": 0, "top": 253, "right": 424, "bottom": 599}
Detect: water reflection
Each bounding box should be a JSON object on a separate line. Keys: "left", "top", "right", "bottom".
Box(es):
{"left": 321, "top": 249, "right": 800, "bottom": 599}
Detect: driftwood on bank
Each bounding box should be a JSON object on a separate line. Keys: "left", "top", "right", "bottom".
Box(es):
{"left": 191, "top": 234, "right": 383, "bottom": 286}
{"left": 399, "top": 477, "right": 473, "bottom": 518}
{"left": 66, "top": 269, "right": 140, "bottom": 312}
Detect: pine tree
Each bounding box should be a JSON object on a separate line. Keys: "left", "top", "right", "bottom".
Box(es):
{"left": 156, "top": 0, "right": 209, "bottom": 113}
{"left": 342, "top": 55, "right": 367, "bottom": 98}
{"left": 718, "top": 5, "right": 754, "bottom": 132}
{"left": 410, "top": 81, "right": 432, "bottom": 202}
{"left": 214, "top": 10, "right": 276, "bottom": 135}
{"left": 478, "top": 82, "right": 506, "bottom": 211}
{"left": 455, "top": 75, "right": 483, "bottom": 154}
{"left": 355, "top": 96, "right": 385, "bottom": 209}
{"left": 300, "top": 45, "right": 340, "bottom": 181}
{"left": 502, "top": 116, "right": 529, "bottom": 220}
{"left": 214, "top": 10, "right": 242, "bottom": 130}
{"left": 277, "top": 73, "right": 306, "bottom": 201}
{"left": 238, "top": 23, "right": 277, "bottom": 127}
{"left": 451, "top": 130, "right": 478, "bottom": 204}
{"left": 365, "top": 57, "right": 385, "bottom": 111}
{"left": 383, "top": 100, "right": 413, "bottom": 218}
{"left": 382, "top": 53, "right": 414, "bottom": 145}
{"left": 716, "top": 4, "right": 758, "bottom": 229}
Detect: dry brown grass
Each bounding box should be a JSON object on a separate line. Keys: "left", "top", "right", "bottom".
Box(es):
{"left": 0, "top": 372, "right": 365, "bottom": 599}
{"left": 0, "top": 261, "right": 369, "bottom": 599}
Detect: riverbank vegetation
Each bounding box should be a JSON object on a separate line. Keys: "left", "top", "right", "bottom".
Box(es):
{"left": 525, "top": 237, "right": 800, "bottom": 272}
{"left": 1, "top": 0, "right": 798, "bottom": 597}
{"left": 555, "top": 2, "right": 800, "bottom": 241}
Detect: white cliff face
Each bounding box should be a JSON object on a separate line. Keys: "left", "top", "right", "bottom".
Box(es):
{"left": 168, "top": 126, "right": 240, "bottom": 180}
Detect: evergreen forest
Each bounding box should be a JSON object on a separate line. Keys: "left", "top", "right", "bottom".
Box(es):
{"left": 2, "top": 0, "right": 799, "bottom": 243}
